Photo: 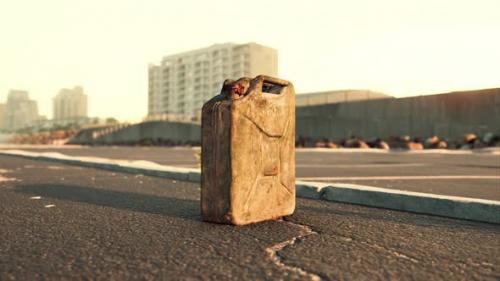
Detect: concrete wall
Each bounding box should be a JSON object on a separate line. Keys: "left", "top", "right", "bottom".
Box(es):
{"left": 296, "top": 88, "right": 500, "bottom": 140}
{"left": 70, "top": 88, "right": 500, "bottom": 145}
{"left": 69, "top": 121, "right": 201, "bottom": 145}
{"left": 296, "top": 90, "right": 392, "bottom": 107}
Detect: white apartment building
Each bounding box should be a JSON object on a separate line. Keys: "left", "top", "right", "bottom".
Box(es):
{"left": 53, "top": 86, "right": 88, "bottom": 124}
{"left": 148, "top": 42, "right": 278, "bottom": 119}
{"left": 3, "top": 90, "right": 39, "bottom": 131}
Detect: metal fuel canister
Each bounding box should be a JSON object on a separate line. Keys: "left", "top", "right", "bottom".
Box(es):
{"left": 201, "top": 75, "right": 295, "bottom": 225}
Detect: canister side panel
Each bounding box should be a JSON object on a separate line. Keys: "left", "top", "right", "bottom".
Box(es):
{"left": 230, "top": 83, "right": 296, "bottom": 225}
{"left": 201, "top": 96, "right": 232, "bottom": 223}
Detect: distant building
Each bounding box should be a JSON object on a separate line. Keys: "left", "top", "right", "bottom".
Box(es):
{"left": 3, "top": 90, "right": 39, "bottom": 131}
{"left": 148, "top": 42, "right": 278, "bottom": 119}
{"left": 296, "top": 90, "right": 392, "bottom": 107}
{"left": 53, "top": 86, "right": 88, "bottom": 125}
{"left": 0, "top": 103, "right": 5, "bottom": 130}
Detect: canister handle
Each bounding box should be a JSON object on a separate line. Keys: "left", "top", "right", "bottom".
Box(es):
{"left": 258, "top": 75, "right": 289, "bottom": 87}
{"left": 256, "top": 75, "right": 290, "bottom": 95}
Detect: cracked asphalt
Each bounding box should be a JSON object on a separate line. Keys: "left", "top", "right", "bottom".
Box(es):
{"left": 1, "top": 155, "right": 499, "bottom": 280}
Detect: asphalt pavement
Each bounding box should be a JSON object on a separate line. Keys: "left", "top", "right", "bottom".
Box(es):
{"left": 0, "top": 155, "right": 499, "bottom": 280}
{"left": 10, "top": 146, "right": 500, "bottom": 200}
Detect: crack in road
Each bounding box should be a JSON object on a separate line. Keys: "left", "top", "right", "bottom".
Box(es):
{"left": 265, "top": 220, "right": 322, "bottom": 281}
{"left": 361, "top": 241, "right": 420, "bottom": 263}
{"left": 329, "top": 229, "right": 421, "bottom": 264}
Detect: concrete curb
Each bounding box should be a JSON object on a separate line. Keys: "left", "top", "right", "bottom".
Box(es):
{"left": 295, "top": 181, "right": 500, "bottom": 224}
{"left": 0, "top": 150, "right": 198, "bottom": 182}
{"left": 1, "top": 149, "right": 499, "bottom": 224}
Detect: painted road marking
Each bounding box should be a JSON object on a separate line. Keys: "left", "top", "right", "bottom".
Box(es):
{"left": 297, "top": 175, "right": 500, "bottom": 181}
{"left": 47, "top": 166, "right": 66, "bottom": 170}
{"left": 0, "top": 175, "right": 16, "bottom": 182}
{"left": 296, "top": 163, "right": 426, "bottom": 168}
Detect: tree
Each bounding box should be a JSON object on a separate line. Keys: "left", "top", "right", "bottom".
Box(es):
{"left": 105, "top": 117, "right": 119, "bottom": 124}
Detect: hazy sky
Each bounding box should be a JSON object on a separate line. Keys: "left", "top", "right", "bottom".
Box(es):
{"left": 1, "top": 0, "right": 499, "bottom": 121}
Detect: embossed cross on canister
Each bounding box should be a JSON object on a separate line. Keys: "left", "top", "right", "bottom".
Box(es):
{"left": 201, "top": 75, "right": 295, "bottom": 225}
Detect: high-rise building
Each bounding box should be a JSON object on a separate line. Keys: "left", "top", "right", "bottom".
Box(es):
{"left": 4, "top": 90, "right": 39, "bottom": 131}
{"left": 148, "top": 42, "right": 278, "bottom": 119}
{"left": 53, "top": 86, "right": 88, "bottom": 122}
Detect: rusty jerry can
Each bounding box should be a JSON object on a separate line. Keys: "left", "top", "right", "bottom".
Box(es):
{"left": 201, "top": 75, "right": 295, "bottom": 225}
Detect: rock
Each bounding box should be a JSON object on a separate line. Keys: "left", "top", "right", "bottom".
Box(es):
{"left": 425, "top": 135, "right": 440, "bottom": 148}
{"left": 464, "top": 133, "right": 477, "bottom": 144}
{"left": 377, "top": 141, "right": 390, "bottom": 150}
{"left": 326, "top": 141, "right": 339, "bottom": 149}
{"left": 407, "top": 142, "right": 424, "bottom": 150}
{"left": 315, "top": 140, "right": 326, "bottom": 148}
{"left": 344, "top": 138, "right": 369, "bottom": 148}
{"left": 368, "top": 138, "right": 390, "bottom": 149}
{"left": 437, "top": 141, "right": 448, "bottom": 149}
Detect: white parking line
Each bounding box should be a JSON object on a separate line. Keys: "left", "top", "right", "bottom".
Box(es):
{"left": 297, "top": 175, "right": 500, "bottom": 181}
{"left": 0, "top": 175, "right": 16, "bottom": 182}
{"left": 296, "top": 163, "right": 426, "bottom": 168}
{"left": 296, "top": 147, "right": 500, "bottom": 155}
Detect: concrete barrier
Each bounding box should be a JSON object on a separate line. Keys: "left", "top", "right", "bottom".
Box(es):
{"left": 297, "top": 88, "right": 500, "bottom": 140}
{"left": 295, "top": 181, "right": 500, "bottom": 224}
{"left": 69, "top": 121, "right": 201, "bottom": 145}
